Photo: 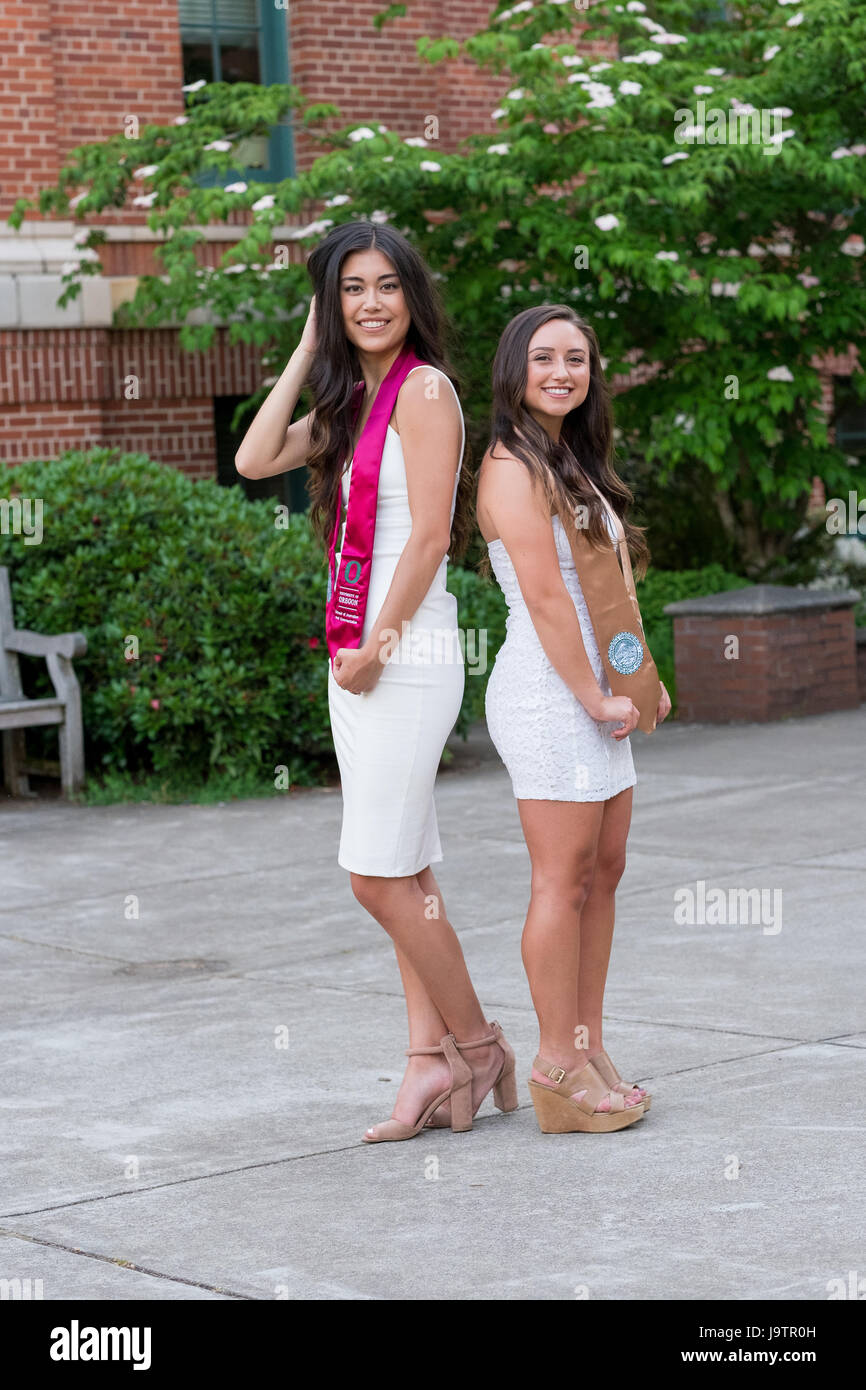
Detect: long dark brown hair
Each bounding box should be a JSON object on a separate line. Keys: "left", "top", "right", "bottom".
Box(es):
{"left": 487, "top": 305, "right": 649, "bottom": 579}
{"left": 304, "top": 221, "right": 472, "bottom": 561}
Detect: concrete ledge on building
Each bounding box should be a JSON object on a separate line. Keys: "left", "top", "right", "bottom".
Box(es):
{"left": 0, "top": 269, "right": 112, "bottom": 327}
{"left": 664, "top": 584, "right": 862, "bottom": 722}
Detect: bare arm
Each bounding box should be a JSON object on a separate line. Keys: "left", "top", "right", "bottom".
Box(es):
{"left": 331, "top": 368, "right": 462, "bottom": 692}
{"left": 235, "top": 297, "right": 319, "bottom": 478}
{"left": 478, "top": 449, "right": 635, "bottom": 729}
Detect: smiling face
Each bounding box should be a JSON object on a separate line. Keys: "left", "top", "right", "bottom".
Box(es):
{"left": 339, "top": 248, "right": 411, "bottom": 355}
{"left": 524, "top": 319, "right": 592, "bottom": 437}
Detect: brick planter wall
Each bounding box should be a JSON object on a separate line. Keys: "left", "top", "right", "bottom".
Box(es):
{"left": 857, "top": 628, "right": 866, "bottom": 703}
{"left": 665, "top": 585, "right": 863, "bottom": 723}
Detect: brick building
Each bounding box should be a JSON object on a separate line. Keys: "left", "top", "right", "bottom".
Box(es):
{"left": 0, "top": 0, "right": 512, "bottom": 501}
{"left": 1, "top": 0, "right": 863, "bottom": 502}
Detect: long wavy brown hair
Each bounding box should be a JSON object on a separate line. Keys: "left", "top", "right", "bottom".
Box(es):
{"left": 304, "top": 221, "right": 472, "bottom": 561}
{"left": 487, "top": 305, "right": 649, "bottom": 579}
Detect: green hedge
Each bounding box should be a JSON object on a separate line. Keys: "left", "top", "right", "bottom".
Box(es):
{"left": 0, "top": 450, "right": 333, "bottom": 791}
{"left": 0, "top": 449, "right": 752, "bottom": 797}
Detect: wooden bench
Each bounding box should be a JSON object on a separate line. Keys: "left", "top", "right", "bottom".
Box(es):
{"left": 0, "top": 566, "right": 87, "bottom": 797}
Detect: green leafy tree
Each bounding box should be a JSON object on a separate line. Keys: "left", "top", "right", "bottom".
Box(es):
{"left": 13, "top": 0, "right": 865, "bottom": 576}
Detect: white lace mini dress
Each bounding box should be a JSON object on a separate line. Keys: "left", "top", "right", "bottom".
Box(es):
{"left": 485, "top": 513, "right": 637, "bottom": 802}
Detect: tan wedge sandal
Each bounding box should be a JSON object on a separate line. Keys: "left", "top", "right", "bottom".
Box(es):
{"left": 588, "top": 1047, "right": 652, "bottom": 1112}
{"left": 424, "top": 1019, "right": 519, "bottom": 1127}
{"left": 528, "top": 1054, "right": 645, "bottom": 1133}
{"left": 362, "top": 1032, "right": 474, "bottom": 1143}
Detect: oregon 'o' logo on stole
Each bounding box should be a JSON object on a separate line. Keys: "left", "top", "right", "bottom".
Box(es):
{"left": 608, "top": 630, "right": 644, "bottom": 675}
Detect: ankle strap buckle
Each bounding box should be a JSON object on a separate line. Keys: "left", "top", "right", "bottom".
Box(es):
{"left": 547, "top": 1066, "right": 567, "bottom": 1084}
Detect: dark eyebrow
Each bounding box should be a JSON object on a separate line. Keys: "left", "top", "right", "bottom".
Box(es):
{"left": 340, "top": 272, "right": 400, "bottom": 282}
{"left": 530, "top": 346, "right": 586, "bottom": 353}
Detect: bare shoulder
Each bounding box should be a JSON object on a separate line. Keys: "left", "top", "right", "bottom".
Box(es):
{"left": 478, "top": 441, "right": 535, "bottom": 498}
{"left": 394, "top": 365, "right": 461, "bottom": 436}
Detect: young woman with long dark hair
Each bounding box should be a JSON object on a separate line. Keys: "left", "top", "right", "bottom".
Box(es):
{"left": 476, "top": 305, "right": 671, "bottom": 1134}
{"left": 236, "top": 221, "right": 517, "bottom": 1142}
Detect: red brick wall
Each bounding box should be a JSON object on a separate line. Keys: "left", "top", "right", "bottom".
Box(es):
{"left": 1, "top": 0, "right": 184, "bottom": 220}
{"left": 288, "top": 1, "right": 518, "bottom": 163}
{"left": 0, "top": 328, "right": 262, "bottom": 475}
{"left": 673, "top": 608, "right": 862, "bottom": 722}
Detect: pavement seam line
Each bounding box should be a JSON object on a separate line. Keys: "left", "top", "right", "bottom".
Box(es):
{"left": 0, "top": 1108, "right": 534, "bottom": 1222}
{"left": 0, "top": 1227, "right": 254, "bottom": 1299}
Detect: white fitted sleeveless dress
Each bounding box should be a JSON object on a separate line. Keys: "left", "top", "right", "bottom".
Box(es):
{"left": 327, "top": 366, "right": 465, "bottom": 875}
{"left": 485, "top": 513, "right": 637, "bottom": 802}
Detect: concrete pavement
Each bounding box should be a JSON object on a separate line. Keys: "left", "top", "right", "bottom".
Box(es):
{"left": 1, "top": 708, "right": 864, "bottom": 1300}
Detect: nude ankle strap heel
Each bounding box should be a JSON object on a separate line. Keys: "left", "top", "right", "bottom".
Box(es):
{"left": 362, "top": 1032, "right": 474, "bottom": 1143}
{"left": 453, "top": 1020, "right": 519, "bottom": 1114}
{"left": 406, "top": 1034, "right": 474, "bottom": 1132}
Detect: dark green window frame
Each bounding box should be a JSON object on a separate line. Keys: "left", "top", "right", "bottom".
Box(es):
{"left": 179, "top": 0, "right": 294, "bottom": 184}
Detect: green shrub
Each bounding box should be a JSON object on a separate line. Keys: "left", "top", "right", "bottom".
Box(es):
{"left": 0, "top": 449, "right": 333, "bottom": 794}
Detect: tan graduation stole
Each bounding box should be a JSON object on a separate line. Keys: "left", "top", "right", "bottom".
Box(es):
{"left": 562, "top": 475, "right": 662, "bottom": 734}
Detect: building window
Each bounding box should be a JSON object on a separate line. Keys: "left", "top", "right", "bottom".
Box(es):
{"left": 178, "top": 0, "right": 293, "bottom": 182}
{"left": 833, "top": 377, "right": 866, "bottom": 457}
{"left": 693, "top": 1, "right": 731, "bottom": 25}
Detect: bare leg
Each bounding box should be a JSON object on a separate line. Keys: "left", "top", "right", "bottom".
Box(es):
{"left": 352, "top": 867, "right": 499, "bottom": 1132}
{"left": 577, "top": 788, "right": 644, "bottom": 1101}
{"left": 577, "top": 786, "right": 632, "bottom": 1052}
{"left": 517, "top": 797, "right": 641, "bottom": 1113}
{"left": 406, "top": 866, "right": 504, "bottom": 1124}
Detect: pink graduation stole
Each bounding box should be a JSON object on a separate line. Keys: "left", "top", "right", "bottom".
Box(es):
{"left": 325, "top": 345, "right": 428, "bottom": 662}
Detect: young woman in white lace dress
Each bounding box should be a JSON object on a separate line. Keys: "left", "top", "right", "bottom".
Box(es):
{"left": 477, "top": 306, "right": 671, "bottom": 1133}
